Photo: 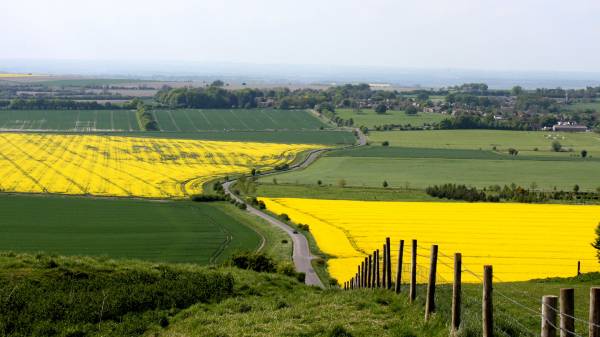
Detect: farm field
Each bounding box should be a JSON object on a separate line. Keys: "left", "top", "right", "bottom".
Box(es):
{"left": 564, "top": 100, "right": 600, "bottom": 111}
{"left": 0, "top": 195, "right": 261, "bottom": 264}
{"left": 154, "top": 109, "right": 328, "bottom": 131}
{"left": 0, "top": 108, "right": 328, "bottom": 132}
{"left": 0, "top": 133, "right": 320, "bottom": 198}
{"left": 335, "top": 108, "right": 447, "bottom": 127}
{"left": 368, "top": 130, "right": 600, "bottom": 157}
{"left": 259, "top": 197, "right": 600, "bottom": 283}
{"left": 262, "top": 152, "right": 600, "bottom": 191}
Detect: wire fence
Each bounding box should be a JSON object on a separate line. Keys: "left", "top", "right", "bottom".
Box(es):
{"left": 341, "top": 238, "right": 599, "bottom": 337}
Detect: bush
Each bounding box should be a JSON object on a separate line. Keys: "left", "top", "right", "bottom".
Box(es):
{"left": 279, "top": 213, "right": 290, "bottom": 221}
{"left": 190, "top": 194, "right": 226, "bottom": 202}
{"left": 582, "top": 149, "right": 588, "bottom": 158}
{"left": 297, "top": 224, "right": 310, "bottom": 231}
{"left": 381, "top": 141, "right": 389, "bottom": 146}
{"left": 374, "top": 104, "right": 387, "bottom": 114}
{"left": 507, "top": 148, "right": 518, "bottom": 156}
{"left": 329, "top": 325, "right": 353, "bottom": 337}
{"left": 552, "top": 140, "right": 562, "bottom": 152}
{"left": 230, "top": 252, "right": 276, "bottom": 273}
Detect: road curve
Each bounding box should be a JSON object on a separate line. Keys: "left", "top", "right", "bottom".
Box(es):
{"left": 222, "top": 128, "right": 366, "bottom": 288}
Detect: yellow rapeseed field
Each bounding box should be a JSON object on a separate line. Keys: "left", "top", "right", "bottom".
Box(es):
{"left": 0, "top": 133, "right": 319, "bottom": 198}
{"left": 0, "top": 73, "right": 36, "bottom": 78}
{"left": 259, "top": 198, "right": 600, "bottom": 282}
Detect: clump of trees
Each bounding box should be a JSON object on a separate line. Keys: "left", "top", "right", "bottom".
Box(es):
{"left": 135, "top": 104, "right": 159, "bottom": 131}
{"left": 426, "top": 184, "right": 490, "bottom": 202}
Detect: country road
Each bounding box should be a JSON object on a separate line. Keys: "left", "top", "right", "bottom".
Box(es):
{"left": 223, "top": 128, "right": 366, "bottom": 288}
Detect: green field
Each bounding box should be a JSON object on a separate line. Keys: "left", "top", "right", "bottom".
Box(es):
{"left": 154, "top": 109, "right": 328, "bottom": 131}
{"left": 0, "top": 110, "right": 141, "bottom": 131}
{"left": 369, "top": 130, "right": 600, "bottom": 157}
{"left": 262, "top": 131, "right": 600, "bottom": 191}
{"left": 0, "top": 195, "right": 261, "bottom": 264}
{"left": 565, "top": 100, "right": 600, "bottom": 111}
{"left": 335, "top": 108, "right": 447, "bottom": 128}
{"left": 0, "top": 108, "right": 328, "bottom": 132}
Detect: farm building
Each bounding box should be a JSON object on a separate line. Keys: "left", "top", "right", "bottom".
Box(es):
{"left": 552, "top": 122, "right": 588, "bottom": 132}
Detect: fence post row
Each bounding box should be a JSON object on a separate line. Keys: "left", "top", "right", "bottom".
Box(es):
{"left": 410, "top": 239, "right": 417, "bottom": 303}
{"left": 451, "top": 253, "right": 461, "bottom": 335}
{"left": 395, "top": 240, "right": 404, "bottom": 294}
{"left": 425, "top": 244, "right": 438, "bottom": 320}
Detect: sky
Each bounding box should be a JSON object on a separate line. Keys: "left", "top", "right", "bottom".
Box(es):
{"left": 2, "top": 0, "right": 600, "bottom": 73}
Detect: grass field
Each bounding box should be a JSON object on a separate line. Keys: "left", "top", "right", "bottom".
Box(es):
{"left": 335, "top": 108, "right": 447, "bottom": 127}
{"left": 565, "top": 100, "right": 600, "bottom": 111}
{"left": 261, "top": 152, "right": 600, "bottom": 191}
{"left": 368, "top": 130, "right": 600, "bottom": 157}
{"left": 0, "top": 108, "right": 328, "bottom": 132}
{"left": 154, "top": 109, "right": 328, "bottom": 131}
{"left": 255, "top": 183, "right": 435, "bottom": 201}
{"left": 0, "top": 195, "right": 261, "bottom": 264}
{"left": 259, "top": 198, "right": 600, "bottom": 282}
{"left": 0, "top": 133, "right": 319, "bottom": 198}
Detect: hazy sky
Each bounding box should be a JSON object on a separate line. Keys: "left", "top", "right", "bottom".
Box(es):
{"left": 2, "top": 0, "right": 600, "bottom": 72}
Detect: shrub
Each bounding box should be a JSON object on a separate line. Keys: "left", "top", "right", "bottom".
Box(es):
{"left": 507, "top": 148, "right": 518, "bottom": 156}
{"left": 329, "top": 325, "right": 353, "bottom": 337}
{"left": 279, "top": 213, "right": 290, "bottom": 221}
{"left": 382, "top": 181, "right": 388, "bottom": 188}
{"left": 381, "top": 141, "right": 389, "bottom": 147}
{"left": 230, "top": 252, "right": 276, "bottom": 273}
{"left": 374, "top": 104, "right": 387, "bottom": 114}
{"left": 191, "top": 194, "right": 226, "bottom": 202}
{"left": 552, "top": 140, "right": 562, "bottom": 152}
{"left": 582, "top": 149, "right": 588, "bottom": 158}
{"left": 297, "top": 224, "right": 310, "bottom": 231}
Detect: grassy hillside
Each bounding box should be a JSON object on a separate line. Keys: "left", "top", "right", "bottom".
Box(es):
{"left": 0, "top": 195, "right": 263, "bottom": 264}
{"left": 2, "top": 253, "right": 598, "bottom": 337}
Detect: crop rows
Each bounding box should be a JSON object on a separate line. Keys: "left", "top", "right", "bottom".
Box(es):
{"left": 0, "top": 133, "right": 319, "bottom": 198}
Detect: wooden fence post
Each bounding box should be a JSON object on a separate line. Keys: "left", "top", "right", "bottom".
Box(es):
{"left": 482, "top": 265, "right": 493, "bottom": 337}
{"left": 452, "top": 253, "right": 462, "bottom": 334}
{"left": 577, "top": 261, "right": 581, "bottom": 276}
{"left": 395, "top": 240, "right": 404, "bottom": 293}
{"left": 359, "top": 262, "right": 364, "bottom": 289}
{"left": 367, "top": 255, "right": 372, "bottom": 288}
{"left": 425, "top": 245, "right": 438, "bottom": 320}
{"left": 410, "top": 239, "right": 417, "bottom": 302}
{"left": 376, "top": 249, "right": 381, "bottom": 288}
{"left": 559, "top": 288, "right": 574, "bottom": 337}
{"left": 590, "top": 287, "right": 600, "bottom": 337}
{"left": 363, "top": 258, "right": 368, "bottom": 288}
{"left": 371, "top": 251, "right": 377, "bottom": 287}
{"left": 386, "top": 237, "right": 392, "bottom": 289}
{"left": 541, "top": 295, "right": 558, "bottom": 337}
{"left": 382, "top": 243, "right": 387, "bottom": 289}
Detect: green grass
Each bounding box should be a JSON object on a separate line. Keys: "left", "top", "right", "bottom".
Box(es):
{"left": 3, "top": 253, "right": 598, "bottom": 337}
{"left": 336, "top": 108, "right": 447, "bottom": 128}
{"left": 0, "top": 110, "right": 141, "bottom": 131}
{"left": 261, "top": 151, "right": 600, "bottom": 191}
{"left": 368, "top": 130, "right": 600, "bottom": 158}
{"left": 564, "top": 100, "right": 600, "bottom": 111}
{"left": 256, "top": 183, "right": 434, "bottom": 201}
{"left": 154, "top": 109, "right": 329, "bottom": 131}
{"left": 0, "top": 194, "right": 262, "bottom": 264}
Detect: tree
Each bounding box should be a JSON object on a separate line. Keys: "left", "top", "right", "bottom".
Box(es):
{"left": 382, "top": 181, "right": 388, "bottom": 188}
{"left": 337, "top": 179, "right": 347, "bottom": 188}
{"left": 511, "top": 86, "right": 524, "bottom": 96}
{"left": 381, "top": 141, "right": 389, "bottom": 147}
{"left": 374, "top": 103, "right": 387, "bottom": 114}
{"left": 317, "top": 180, "right": 322, "bottom": 186}
{"left": 210, "top": 80, "right": 225, "bottom": 87}
{"left": 508, "top": 148, "right": 519, "bottom": 156}
{"left": 592, "top": 223, "right": 600, "bottom": 263}
{"left": 574, "top": 184, "right": 580, "bottom": 193}
{"left": 552, "top": 141, "right": 562, "bottom": 152}
{"left": 405, "top": 105, "right": 418, "bottom": 115}
{"left": 582, "top": 149, "right": 588, "bottom": 158}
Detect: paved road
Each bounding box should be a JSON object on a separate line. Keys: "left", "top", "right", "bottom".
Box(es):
{"left": 222, "top": 128, "right": 366, "bottom": 288}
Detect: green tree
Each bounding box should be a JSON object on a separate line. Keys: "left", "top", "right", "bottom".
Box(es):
{"left": 374, "top": 103, "right": 387, "bottom": 114}
{"left": 592, "top": 223, "right": 600, "bottom": 263}
{"left": 382, "top": 181, "right": 388, "bottom": 188}
{"left": 511, "top": 85, "right": 524, "bottom": 96}
{"left": 574, "top": 184, "right": 580, "bottom": 193}
{"left": 405, "top": 105, "right": 418, "bottom": 115}
{"left": 582, "top": 149, "right": 588, "bottom": 158}
{"left": 551, "top": 141, "right": 562, "bottom": 152}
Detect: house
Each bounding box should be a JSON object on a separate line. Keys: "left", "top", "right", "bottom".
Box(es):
{"left": 552, "top": 122, "right": 588, "bottom": 132}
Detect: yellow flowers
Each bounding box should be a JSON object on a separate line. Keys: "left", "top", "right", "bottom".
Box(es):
{"left": 0, "top": 133, "right": 319, "bottom": 198}
{"left": 259, "top": 198, "right": 600, "bottom": 282}
{"left": 0, "top": 73, "right": 36, "bottom": 77}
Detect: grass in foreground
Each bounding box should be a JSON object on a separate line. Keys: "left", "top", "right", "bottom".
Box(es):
{"left": 0, "top": 195, "right": 262, "bottom": 264}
